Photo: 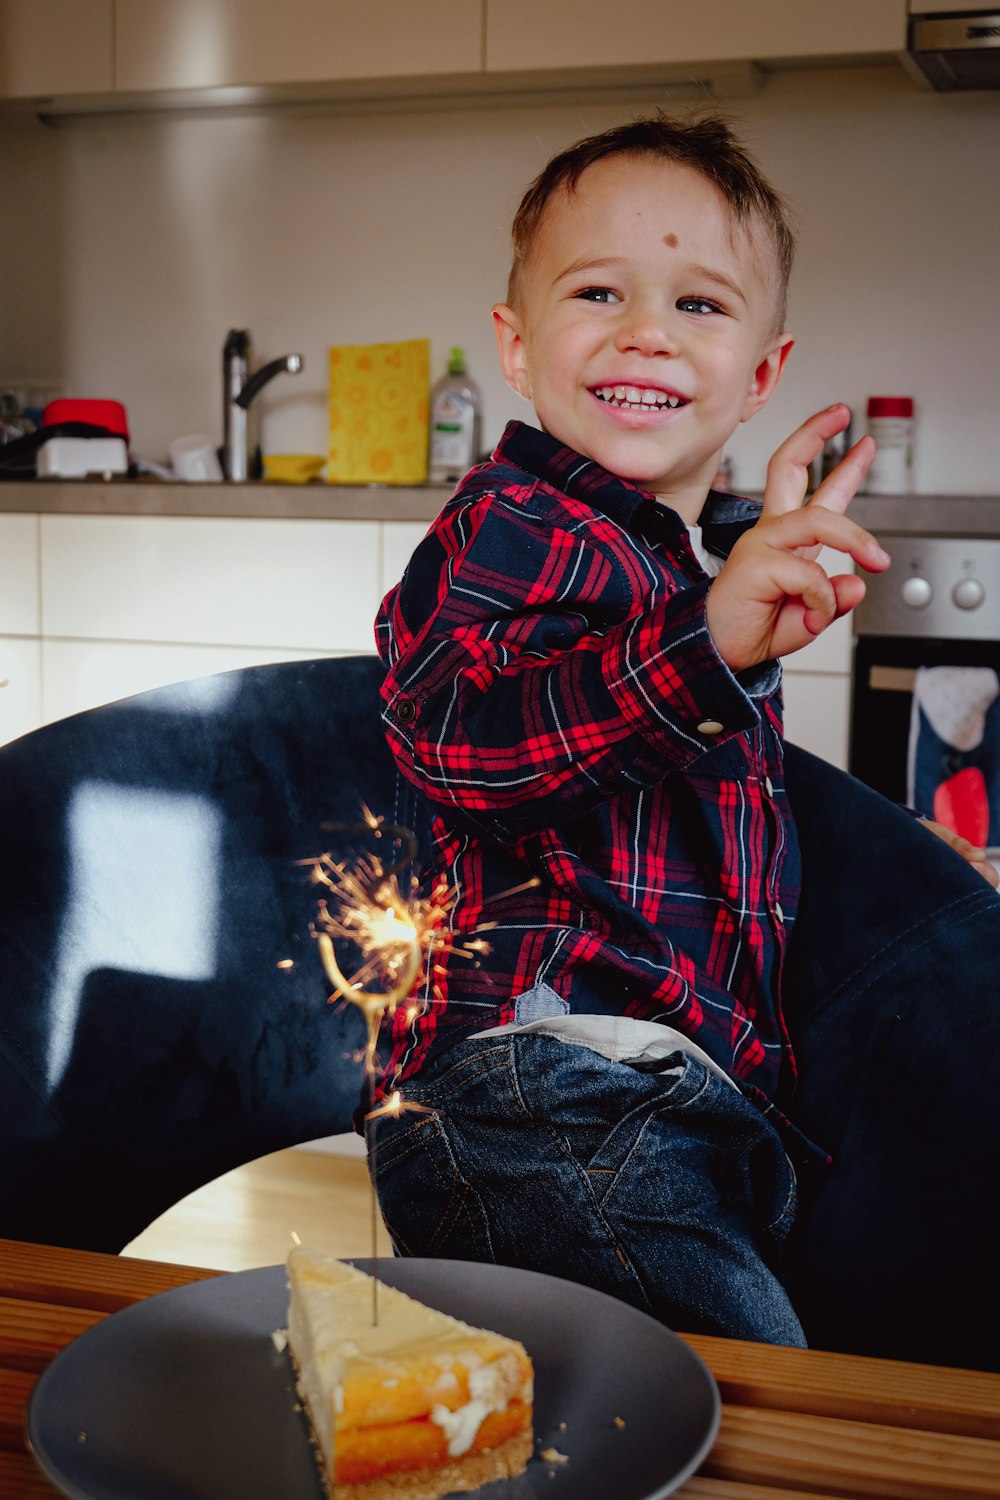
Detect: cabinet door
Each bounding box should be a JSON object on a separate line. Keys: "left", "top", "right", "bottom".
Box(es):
{"left": 41, "top": 639, "right": 342, "bottom": 726}
{"left": 40, "top": 516, "right": 380, "bottom": 653}
{"left": 781, "top": 671, "right": 851, "bottom": 771}
{"left": 486, "top": 0, "right": 905, "bottom": 73}
{"left": 780, "top": 549, "right": 855, "bottom": 678}
{"left": 0, "top": 514, "right": 40, "bottom": 634}
{"left": 381, "top": 522, "right": 430, "bottom": 598}
{"left": 0, "top": 636, "right": 41, "bottom": 743}
{"left": 116, "top": 0, "right": 482, "bottom": 92}
{"left": 0, "top": 0, "right": 113, "bottom": 98}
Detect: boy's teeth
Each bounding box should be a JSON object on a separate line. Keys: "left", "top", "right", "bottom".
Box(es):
{"left": 596, "top": 385, "right": 683, "bottom": 410}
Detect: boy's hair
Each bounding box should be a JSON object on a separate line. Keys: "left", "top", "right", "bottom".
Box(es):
{"left": 507, "top": 112, "right": 796, "bottom": 334}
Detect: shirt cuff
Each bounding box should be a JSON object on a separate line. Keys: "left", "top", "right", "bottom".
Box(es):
{"left": 606, "top": 577, "right": 764, "bottom": 766}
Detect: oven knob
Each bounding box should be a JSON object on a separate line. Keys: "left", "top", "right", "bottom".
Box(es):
{"left": 901, "top": 575, "right": 933, "bottom": 608}
{"left": 952, "top": 577, "right": 985, "bottom": 610}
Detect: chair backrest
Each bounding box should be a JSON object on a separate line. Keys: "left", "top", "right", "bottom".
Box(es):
{"left": 0, "top": 654, "right": 429, "bottom": 1253}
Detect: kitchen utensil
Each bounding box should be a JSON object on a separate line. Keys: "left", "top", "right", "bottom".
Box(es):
{"left": 170, "top": 433, "right": 224, "bottom": 482}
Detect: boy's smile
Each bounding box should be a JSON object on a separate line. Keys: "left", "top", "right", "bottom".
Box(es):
{"left": 494, "top": 156, "right": 793, "bottom": 524}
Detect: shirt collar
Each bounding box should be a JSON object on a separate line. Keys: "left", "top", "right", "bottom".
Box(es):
{"left": 493, "top": 420, "right": 761, "bottom": 557}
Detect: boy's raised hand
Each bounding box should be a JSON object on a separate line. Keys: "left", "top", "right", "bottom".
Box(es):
{"left": 705, "top": 404, "right": 891, "bottom": 673}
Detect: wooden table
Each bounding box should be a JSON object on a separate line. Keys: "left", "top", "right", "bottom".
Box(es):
{"left": 2, "top": 1236, "right": 998, "bottom": 1499}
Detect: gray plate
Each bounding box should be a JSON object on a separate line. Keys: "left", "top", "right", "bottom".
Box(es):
{"left": 27, "top": 1258, "right": 720, "bottom": 1500}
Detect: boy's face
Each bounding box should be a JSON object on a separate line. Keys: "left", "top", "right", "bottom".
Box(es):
{"left": 493, "top": 155, "right": 793, "bottom": 522}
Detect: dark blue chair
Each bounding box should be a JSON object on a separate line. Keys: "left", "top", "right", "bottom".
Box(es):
{"left": 1, "top": 655, "right": 996, "bottom": 1367}
{"left": 0, "top": 655, "right": 427, "bottom": 1255}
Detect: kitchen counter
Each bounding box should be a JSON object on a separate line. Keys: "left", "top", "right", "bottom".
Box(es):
{"left": 1, "top": 480, "right": 999, "bottom": 534}
{"left": 851, "top": 494, "right": 1000, "bottom": 539}
{"left": 0, "top": 478, "right": 452, "bottom": 523}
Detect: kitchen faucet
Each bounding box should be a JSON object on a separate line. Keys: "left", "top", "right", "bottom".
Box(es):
{"left": 222, "top": 328, "right": 303, "bottom": 481}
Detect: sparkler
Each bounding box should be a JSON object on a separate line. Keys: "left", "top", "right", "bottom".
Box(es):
{"left": 306, "top": 806, "right": 538, "bottom": 1324}
{"left": 304, "top": 808, "right": 446, "bottom": 1325}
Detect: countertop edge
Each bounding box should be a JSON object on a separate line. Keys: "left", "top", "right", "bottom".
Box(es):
{"left": 1, "top": 482, "right": 999, "bottom": 536}
{"left": 0, "top": 479, "right": 452, "bottom": 523}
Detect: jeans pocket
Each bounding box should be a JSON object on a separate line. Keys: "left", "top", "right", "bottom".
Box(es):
{"left": 757, "top": 1152, "right": 798, "bottom": 1247}
{"left": 369, "top": 1109, "right": 495, "bottom": 1262}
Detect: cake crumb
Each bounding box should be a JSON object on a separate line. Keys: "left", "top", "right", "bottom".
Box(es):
{"left": 613, "top": 1415, "right": 626, "bottom": 1429}
{"left": 557, "top": 1421, "right": 567, "bottom": 1431}
{"left": 271, "top": 1328, "right": 288, "bottom": 1353}
{"left": 540, "top": 1447, "right": 568, "bottom": 1465}
{"left": 77, "top": 1431, "right": 87, "bottom": 1444}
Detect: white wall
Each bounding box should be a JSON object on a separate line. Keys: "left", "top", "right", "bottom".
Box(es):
{"left": 1, "top": 63, "right": 998, "bottom": 494}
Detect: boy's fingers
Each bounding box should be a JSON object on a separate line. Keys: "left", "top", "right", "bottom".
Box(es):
{"left": 762, "top": 404, "right": 854, "bottom": 516}
{"left": 762, "top": 502, "right": 890, "bottom": 574}
{"left": 808, "top": 434, "right": 877, "bottom": 517}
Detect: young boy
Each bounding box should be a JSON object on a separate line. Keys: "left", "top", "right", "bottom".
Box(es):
{"left": 369, "top": 116, "right": 995, "bottom": 1351}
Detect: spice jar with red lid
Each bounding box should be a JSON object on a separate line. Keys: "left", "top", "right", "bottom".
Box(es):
{"left": 866, "top": 396, "right": 914, "bottom": 494}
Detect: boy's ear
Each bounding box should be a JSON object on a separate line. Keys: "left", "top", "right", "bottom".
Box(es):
{"left": 492, "top": 304, "right": 532, "bottom": 401}
{"left": 740, "top": 333, "right": 795, "bottom": 423}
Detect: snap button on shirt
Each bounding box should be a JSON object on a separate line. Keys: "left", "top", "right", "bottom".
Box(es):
{"left": 697, "top": 719, "right": 725, "bottom": 736}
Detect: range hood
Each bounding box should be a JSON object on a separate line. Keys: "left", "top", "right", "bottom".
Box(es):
{"left": 908, "top": 10, "right": 1000, "bottom": 89}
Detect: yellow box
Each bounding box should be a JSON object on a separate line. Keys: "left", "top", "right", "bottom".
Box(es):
{"left": 328, "top": 338, "right": 430, "bottom": 484}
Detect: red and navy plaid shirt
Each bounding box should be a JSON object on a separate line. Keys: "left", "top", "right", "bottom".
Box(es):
{"left": 375, "top": 420, "right": 803, "bottom": 1117}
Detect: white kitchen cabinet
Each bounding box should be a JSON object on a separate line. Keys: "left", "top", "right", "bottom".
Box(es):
{"left": 0, "top": 514, "right": 42, "bottom": 743}
{"left": 40, "top": 516, "right": 380, "bottom": 653}
{"left": 0, "top": 0, "right": 113, "bottom": 98}
{"left": 779, "top": 548, "right": 855, "bottom": 677}
{"left": 0, "top": 511, "right": 392, "bottom": 747}
{"left": 0, "top": 516, "right": 40, "bottom": 744}
{"left": 381, "top": 521, "right": 430, "bottom": 597}
{"left": 485, "top": 0, "right": 906, "bottom": 74}
{"left": 0, "top": 514, "right": 39, "bottom": 634}
{"left": 0, "top": 636, "right": 41, "bottom": 743}
{"left": 115, "top": 0, "right": 483, "bottom": 93}
{"left": 776, "top": 549, "right": 855, "bottom": 768}
{"left": 781, "top": 670, "right": 852, "bottom": 771}
{"left": 40, "top": 638, "right": 339, "bottom": 726}
{"left": 2, "top": 0, "right": 909, "bottom": 111}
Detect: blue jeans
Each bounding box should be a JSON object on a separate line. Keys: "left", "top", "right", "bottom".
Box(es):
{"left": 370, "top": 1032, "right": 805, "bottom": 1345}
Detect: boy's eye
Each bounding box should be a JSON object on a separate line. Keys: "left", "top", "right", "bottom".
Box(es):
{"left": 575, "top": 286, "right": 620, "bottom": 304}
{"left": 678, "top": 297, "right": 724, "bottom": 315}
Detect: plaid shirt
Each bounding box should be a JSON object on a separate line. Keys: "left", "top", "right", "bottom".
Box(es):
{"left": 375, "top": 421, "right": 803, "bottom": 1115}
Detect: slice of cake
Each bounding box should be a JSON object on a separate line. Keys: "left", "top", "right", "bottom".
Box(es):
{"left": 285, "top": 1246, "right": 534, "bottom": 1500}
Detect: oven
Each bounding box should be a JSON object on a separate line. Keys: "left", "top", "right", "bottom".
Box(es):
{"left": 849, "top": 532, "right": 1000, "bottom": 852}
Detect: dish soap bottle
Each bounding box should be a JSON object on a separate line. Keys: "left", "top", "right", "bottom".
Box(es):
{"left": 428, "top": 347, "right": 482, "bottom": 485}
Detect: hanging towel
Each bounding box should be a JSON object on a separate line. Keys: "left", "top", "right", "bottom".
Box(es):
{"left": 907, "top": 666, "right": 1000, "bottom": 845}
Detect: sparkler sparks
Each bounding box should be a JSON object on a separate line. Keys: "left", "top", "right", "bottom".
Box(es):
{"left": 308, "top": 830, "right": 450, "bottom": 1073}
